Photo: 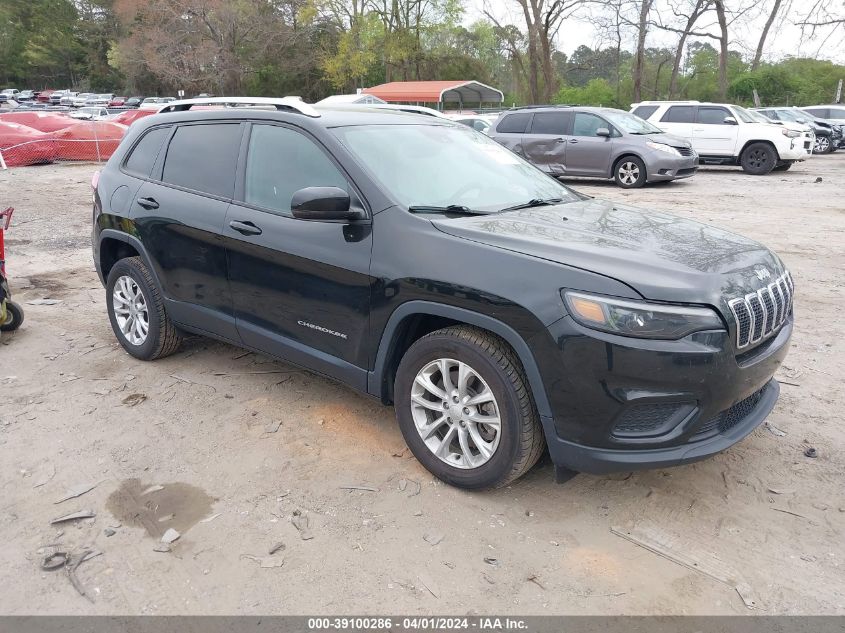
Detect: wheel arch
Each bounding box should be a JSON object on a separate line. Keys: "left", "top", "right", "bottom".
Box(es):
{"left": 610, "top": 152, "right": 647, "bottom": 180}
{"left": 98, "top": 230, "right": 160, "bottom": 288}
{"left": 369, "top": 301, "right": 552, "bottom": 420}
{"left": 739, "top": 138, "right": 779, "bottom": 161}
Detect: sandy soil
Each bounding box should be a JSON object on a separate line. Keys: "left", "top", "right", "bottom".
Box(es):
{"left": 0, "top": 156, "right": 843, "bottom": 615}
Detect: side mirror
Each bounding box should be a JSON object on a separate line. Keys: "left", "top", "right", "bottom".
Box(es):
{"left": 596, "top": 127, "right": 611, "bottom": 137}
{"left": 291, "top": 186, "right": 358, "bottom": 221}
{"left": 723, "top": 116, "right": 738, "bottom": 125}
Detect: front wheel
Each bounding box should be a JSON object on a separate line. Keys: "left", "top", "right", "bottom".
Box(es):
{"left": 740, "top": 143, "right": 776, "bottom": 175}
{"left": 812, "top": 135, "right": 831, "bottom": 154}
{"left": 0, "top": 301, "right": 24, "bottom": 332}
{"left": 394, "top": 326, "right": 546, "bottom": 489}
{"left": 106, "top": 256, "right": 182, "bottom": 360}
{"left": 614, "top": 156, "right": 647, "bottom": 188}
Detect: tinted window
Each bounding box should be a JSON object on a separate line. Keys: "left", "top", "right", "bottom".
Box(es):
{"left": 760, "top": 110, "right": 779, "bottom": 120}
{"left": 161, "top": 124, "right": 242, "bottom": 198}
{"left": 529, "top": 112, "right": 571, "bottom": 135}
{"left": 828, "top": 108, "right": 845, "bottom": 118}
{"left": 496, "top": 113, "right": 532, "bottom": 134}
{"left": 661, "top": 106, "right": 695, "bottom": 123}
{"left": 632, "top": 105, "right": 659, "bottom": 119}
{"left": 124, "top": 127, "right": 170, "bottom": 177}
{"left": 697, "top": 106, "right": 731, "bottom": 124}
{"left": 244, "top": 124, "right": 347, "bottom": 215}
{"left": 803, "top": 108, "right": 827, "bottom": 118}
{"left": 572, "top": 112, "right": 607, "bottom": 136}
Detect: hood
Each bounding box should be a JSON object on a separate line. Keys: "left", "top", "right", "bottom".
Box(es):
{"left": 643, "top": 132, "right": 692, "bottom": 148}
{"left": 430, "top": 198, "right": 785, "bottom": 310}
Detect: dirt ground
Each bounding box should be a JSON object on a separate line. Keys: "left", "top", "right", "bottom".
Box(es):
{"left": 0, "top": 155, "right": 843, "bottom": 616}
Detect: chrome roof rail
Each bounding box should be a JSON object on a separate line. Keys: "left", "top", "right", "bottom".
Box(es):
{"left": 157, "top": 96, "right": 321, "bottom": 118}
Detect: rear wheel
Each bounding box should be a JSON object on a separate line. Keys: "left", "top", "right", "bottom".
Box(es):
{"left": 106, "top": 257, "right": 182, "bottom": 360}
{"left": 394, "top": 326, "right": 545, "bottom": 489}
{"left": 812, "top": 135, "right": 831, "bottom": 154}
{"left": 740, "top": 143, "right": 776, "bottom": 175}
{"left": 614, "top": 156, "right": 646, "bottom": 188}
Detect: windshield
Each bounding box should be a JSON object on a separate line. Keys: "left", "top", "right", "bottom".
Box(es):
{"left": 778, "top": 110, "right": 806, "bottom": 123}
{"left": 332, "top": 124, "right": 580, "bottom": 212}
{"left": 745, "top": 109, "right": 774, "bottom": 124}
{"left": 730, "top": 106, "right": 756, "bottom": 123}
{"left": 602, "top": 111, "right": 663, "bottom": 134}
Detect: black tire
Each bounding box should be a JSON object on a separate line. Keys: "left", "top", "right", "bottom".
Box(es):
{"left": 106, "top": 256, "right": 182, "bottom": 360}
{"left": 812, "top": 135, "right": 832, "bottom": 154}
{"left": 772, "top": 162, "right": 794, "bottom": 172}
{"left": 0, "top": 301, "right": 24, "bottom": 332}
{"left": 394, "top": 325, "right": 546, "bottom": 490}
{"left": 740, "top": 142, "right": 776, "bottom": 175}
{"left": 613, "top": 156, "right": 647, "bottom": 188}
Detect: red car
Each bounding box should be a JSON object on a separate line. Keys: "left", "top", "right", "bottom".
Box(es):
{"left": 36, "top": 90, "right": 55, "bottom": 103}
{"left": 108, "top": 96, "right": 127, "bottom": 107}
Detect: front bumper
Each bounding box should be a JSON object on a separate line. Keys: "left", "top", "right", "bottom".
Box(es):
{"left": 644, "top": 153, "right": 698, "bottom": 182}
{"left": 778, "top": 140, "right": 810, "bottom": 160}
{"left": 531, "top": 313, "right": 791, "bottom": 474}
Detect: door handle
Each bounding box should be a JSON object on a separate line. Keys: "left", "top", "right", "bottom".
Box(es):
{"left": 229, "top": 220, "right": 262, "bottom": 236}
{"left": 693, "top": 128, "right": 705, "bottom": 132}
{"left": 555, "top": 137, "right": 566, "bottom": 143}
{"left": 136, "top": 197, "right": 159, "bottom": 210}
{"left": 568, "top": 139, "right": 579, "bottom": 144}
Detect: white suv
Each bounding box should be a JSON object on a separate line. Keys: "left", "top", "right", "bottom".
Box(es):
{"left": 630, "top": 100, "right": 811, "bottom": 174}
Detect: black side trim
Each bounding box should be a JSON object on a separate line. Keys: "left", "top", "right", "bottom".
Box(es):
{"left": 369, "top": 301, "right": 552, "bottom": 419}
{"left": 97, "top": 230, "right": 161, "bottom": 288}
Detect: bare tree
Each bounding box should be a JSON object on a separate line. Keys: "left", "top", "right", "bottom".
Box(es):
{"left": 751, "top": 0, "right": 785, "bottom": 70}
{"left": 632, "top": 0, "right": 655, "bottom": 102}
{"left": 663, "top": 0, "right": 711, "bottom": 98}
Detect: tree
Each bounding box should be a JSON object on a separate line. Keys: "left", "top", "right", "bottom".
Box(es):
{"left": 751, "top": 0, "right": 784, "bottom": 70}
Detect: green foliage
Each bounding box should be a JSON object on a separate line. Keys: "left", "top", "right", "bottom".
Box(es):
{"left": 554, "top": 78, "right": 616, "bottom": 107}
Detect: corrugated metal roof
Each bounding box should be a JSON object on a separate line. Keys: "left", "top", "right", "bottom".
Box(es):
{"left": 362, "top": 81, "right": 504, "bottom": 104}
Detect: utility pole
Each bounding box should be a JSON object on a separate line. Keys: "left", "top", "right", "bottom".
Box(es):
{"left": 835, "top": 79, "right": 843, "bottom": 104}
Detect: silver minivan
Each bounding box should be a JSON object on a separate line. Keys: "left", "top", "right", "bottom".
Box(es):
{"left": 488, "top": 106, "right": 698, "bottom": 188}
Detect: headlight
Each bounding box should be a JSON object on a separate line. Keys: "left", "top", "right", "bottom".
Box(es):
{"left": 781, "top": 129, "right": 800, "bottom": 138}
{"left": 562, "top": 291, "right": 724, "bottom": 340}
{"left": 646, "top": 141, "right": 681, "bottom": 156}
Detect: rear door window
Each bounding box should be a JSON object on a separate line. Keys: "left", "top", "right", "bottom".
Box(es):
{"left": 243, "top": 124, "right": 348, "bottom": 216}
{"left": 661, "top": 106, "right": 696, "bottom": 123}
{"left": 123, "top": 127, "right": 170, "bottom": 178}
{"left": 161, "top": 123, "right": 242, "bottom": 198}
{"left": 827, "top": 107, "right": 845, "bottom": 118}
{"left": 803, "top": 108, "right": 828, "bottom": 118}
{"left": 496, "top": 113, "right": 532, "bottom": 134}
{"left": 529, "top": 112, "right": 571, "bottom": 135}
{"left": 697, "top": 106, "right": 731, "bottom": 125}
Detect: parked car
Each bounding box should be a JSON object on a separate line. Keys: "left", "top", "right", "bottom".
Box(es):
{"left": 36, "top": 90, "right": 55, "bottom": 103}
{"left": 71, "top": 93, "right": 93, "bottom": 107}
{"left": 631, "top": 100, "right": 811, "bottom": 174}
{"left": 92, "top": 96, "right": 793, "bottom": 489}
{"left": 489, "top": 105, "right": 698, "bottom": 188}
{"left": 1, "top": 89, "right": 20, "bottom": 100}
{"left": 109, "top": 96, "right": 127, "bottom": 107}
{"left": 800, "top": 105, "right": 845, "bottom": 125}
{"left": 70, "top": 106, "right": 109, "bottom": 120}
{"left": 753, "top": 106, "right": 841, "bottom": 154}
{"left": 84, "top": 93, "right": 114, "bottom": 107}
{"left": 744, "top": 108, "right": 814, "bottom": 149}
{"left": 125, "top": 97, "right": 143, "bottom": 108}
{"left": 17, "top": 90, "right": 35, "bottom": 102}
{"left": 139, "top": 97, "right": 176, "bottom": 110}
{"left": 445, "top": 114, "right": 497, "bottom": 134}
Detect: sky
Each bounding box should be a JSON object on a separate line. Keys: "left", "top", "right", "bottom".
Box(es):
{"left": 468, "top": 0, "right": 845, "bottom": 65}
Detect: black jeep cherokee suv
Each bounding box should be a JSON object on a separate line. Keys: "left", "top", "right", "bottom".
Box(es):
{"left": 92, "top": 97, "right": 794, "bottom": 489}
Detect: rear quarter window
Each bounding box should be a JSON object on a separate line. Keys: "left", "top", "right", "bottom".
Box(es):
{"left": 496, "top": 113, "right": 532, "bottom": 134}
{"left": 123, "top": 126, "right": 170, "bottom": 178}
{"left": 161, "top": 123, "right": 242, "bottom": 198}
{"left": 631, "top": 105, "right": 659, "bottom": 119}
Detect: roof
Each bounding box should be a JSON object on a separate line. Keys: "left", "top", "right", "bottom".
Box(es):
{"left": 362, "top": 81, "right": 504, "bottom": 104}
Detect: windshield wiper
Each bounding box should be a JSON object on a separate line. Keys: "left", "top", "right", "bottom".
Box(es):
{"left": 499, "top": 197, "right": 565, "bottom": 213}
{"left": 408, "top": 205, "right": 489, "bottom": 215}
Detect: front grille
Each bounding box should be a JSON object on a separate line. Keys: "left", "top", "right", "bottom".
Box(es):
{"left": 728, "top": 271, "right": 793, "bottom": 350}
{"left": 692, "top": 387, "right": 766, "bottom": 438}
{"left": 674, "top": 146, "right": 695, "bottom": 156}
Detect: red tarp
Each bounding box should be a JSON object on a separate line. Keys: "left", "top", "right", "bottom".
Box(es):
{"left": 52, "top": 121, "right": 128, "bottom": 160}
{"left": 0, "top": 111, "right": 75, "bottom": 133}
{"left": 362, "top": 80, "right": 504, "bottom": 104}
{"left": 0, "top": 121, "right": 56, "bottom": 166}
{"left": 111, "top": 109, "right": 157, "bottom": 126}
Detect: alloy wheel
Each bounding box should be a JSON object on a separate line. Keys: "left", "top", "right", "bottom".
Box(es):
{"left": 618, "top": 161, "right": 640, "bottom": 186}
{"left": 814, "top": 136, "right": 829, "bottom": 153}
{"left": 410, "top": 358, "right": 501, "bottom": 469}
{"left": 112, "top": 275, "right": 149, "bottom": 346}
